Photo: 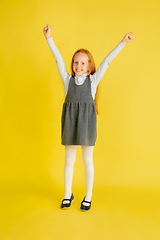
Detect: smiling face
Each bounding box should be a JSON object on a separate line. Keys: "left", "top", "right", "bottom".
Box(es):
{"left": 72, "top": 52, "right": 89, "bottom": 76}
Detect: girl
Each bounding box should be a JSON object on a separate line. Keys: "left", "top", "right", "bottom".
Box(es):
{"left": 43, "top": 24, "right": 133, "bottom": 211}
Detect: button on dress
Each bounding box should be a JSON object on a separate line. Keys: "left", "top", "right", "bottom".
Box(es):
{"left": 61, "top": 76, "right": 97, "bottom": 146}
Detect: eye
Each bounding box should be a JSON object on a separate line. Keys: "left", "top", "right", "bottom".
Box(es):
{"left": 82, "top": 62, "right": 85, "bottom": 65}
{"left": 74, "top": 61, "right": 78, "bottom": 64}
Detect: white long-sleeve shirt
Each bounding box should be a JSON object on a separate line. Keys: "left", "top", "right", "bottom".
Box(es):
{"left": 46, "top": 37, "right": 125, "bottom": 100}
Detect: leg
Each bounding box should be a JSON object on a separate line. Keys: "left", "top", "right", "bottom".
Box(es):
{"left": 81, "top": 146, "right": 94, "bottom": 206}
{"left": 64, "top": 145, "right": 77, "bottom": 201}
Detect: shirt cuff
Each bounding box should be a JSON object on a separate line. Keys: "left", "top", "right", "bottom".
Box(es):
{"left": 46, "top": 36, "right": 53, "bottom": 43}
{"left": 120, "top": 41, "right": 126, "bottom": 47}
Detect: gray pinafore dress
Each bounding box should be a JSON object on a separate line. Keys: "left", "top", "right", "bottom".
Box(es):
{"left": 61, "top": 76, "right": 97, "bottom": 146}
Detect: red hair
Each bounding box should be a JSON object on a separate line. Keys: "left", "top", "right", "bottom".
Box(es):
{"left": 71, "top": 49, "right": 99, "bottom": 114}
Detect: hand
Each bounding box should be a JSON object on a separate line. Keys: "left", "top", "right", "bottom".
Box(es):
{"left": 43, "top": 24, "right": 52, "bottom": 39}
{"left": 122, "top": 32, "right": 133, "bottom": 45}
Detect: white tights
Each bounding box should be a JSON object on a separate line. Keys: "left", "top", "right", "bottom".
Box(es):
{"left": 64, "top": 145, "right": 94, "bottom": 202}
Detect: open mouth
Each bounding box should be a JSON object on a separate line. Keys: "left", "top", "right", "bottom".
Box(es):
{"left": 76, "top": 69, "right": 82, "bottom": 73}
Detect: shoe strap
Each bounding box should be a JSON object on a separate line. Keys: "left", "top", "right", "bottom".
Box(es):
{"left": 62, "top": 198, "right": 71, "bottom": 203}
{"left": 62, "top": 193, "right": 73, "bottom": 203}
{"left": 82, "top": 199, "right": 91, "bottom": 204}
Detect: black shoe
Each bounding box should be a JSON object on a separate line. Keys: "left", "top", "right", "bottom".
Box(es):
{"left": 80, "top": 197, "right": 91, "bottom": 211}
{"left": 61, "top": 193, "right": 74, "bottom": 209}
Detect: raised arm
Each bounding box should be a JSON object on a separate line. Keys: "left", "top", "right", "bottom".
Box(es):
{"left": 91, "top": 32, "right": 133, "bottom": 86}
{"left": 43, "top": 24, "right": 70, "bottom": 86}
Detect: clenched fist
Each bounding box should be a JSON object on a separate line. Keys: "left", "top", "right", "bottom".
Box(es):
{"left": 122, "top": 32, "right": 133, "bottom": 45}
{"left": 43, "top": 24, "right": 52, "bottom": 39}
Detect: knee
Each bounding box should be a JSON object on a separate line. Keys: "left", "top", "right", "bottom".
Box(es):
{"left": 65, "top": 156, "right": 75, "bottom": 167}
{"left": 83, "top": 157, "right": 93, "bottom": 168}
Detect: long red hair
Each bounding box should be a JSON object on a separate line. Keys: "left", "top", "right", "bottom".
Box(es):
{"left": 71, "top": 49, "right": 99, "bottom": 114}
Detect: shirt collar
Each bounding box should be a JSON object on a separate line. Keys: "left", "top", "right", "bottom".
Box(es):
{"left": 75, "top": 73, "right": 88, "bottom": 83}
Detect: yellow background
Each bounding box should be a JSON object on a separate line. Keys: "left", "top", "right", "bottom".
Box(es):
{"left": 0, "top": 0, "right": 160, "bottom": 239}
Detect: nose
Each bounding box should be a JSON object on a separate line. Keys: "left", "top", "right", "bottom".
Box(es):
{"left": 77, "top": 62, "right": 81, "bottom": 68}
